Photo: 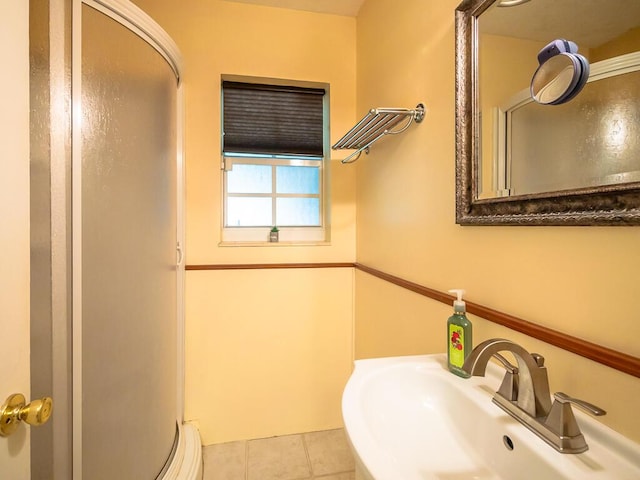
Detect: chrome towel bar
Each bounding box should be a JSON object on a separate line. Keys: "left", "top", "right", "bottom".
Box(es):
{"left": 332, "top": 103, "right": 425, "bottom": 164}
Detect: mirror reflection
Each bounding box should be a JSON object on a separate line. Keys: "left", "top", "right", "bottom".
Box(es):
{"left": 477, "top": 0, "right": 640, "bottom": 199}
{"left": 530, "top": 39, "right": 589, "bottom": 105}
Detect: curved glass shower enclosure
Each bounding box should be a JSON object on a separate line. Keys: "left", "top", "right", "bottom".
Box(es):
{"left": 78, "top": 3, "right": 179, "bottom": 478}
{"left": 30, "top": 0, "right": 187, "bottom": 478}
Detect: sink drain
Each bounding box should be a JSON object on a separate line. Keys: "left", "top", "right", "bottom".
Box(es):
{"left": 503, "top": 435, "right": 515, "bottom": 451}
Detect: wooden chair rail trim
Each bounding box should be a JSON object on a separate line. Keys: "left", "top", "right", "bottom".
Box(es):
{"left": 355, "top": 263, "right": 640, "bottom": 378}
{"left": 185, "top": 262, "right": 640, "bottom": 377}
{"left": 186, "top": 262, "right": 354, "bottom": 270}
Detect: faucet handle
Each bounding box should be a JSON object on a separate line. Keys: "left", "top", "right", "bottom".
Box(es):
{"left": 492, "top": 353, "right": 519, "bottom": 401}
{"left": 545, "top": 391, "right": 606, "bottom": 449}
{"left": 553, "top": 392, "right": 606, "bottom": 417}
{"left": 531, "top": 353, "right": 545, "bottom": 367}
{"left": 492, "top": 353, "right": 518, "bottom": 373}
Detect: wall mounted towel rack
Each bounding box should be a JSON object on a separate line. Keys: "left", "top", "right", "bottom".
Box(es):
{"left": 332, "top": 103, "right": 425, "bottom": 164}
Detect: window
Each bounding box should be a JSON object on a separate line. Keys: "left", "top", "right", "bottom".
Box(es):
{"left": 221, "top": 80, "right": 328, "bottom": 243}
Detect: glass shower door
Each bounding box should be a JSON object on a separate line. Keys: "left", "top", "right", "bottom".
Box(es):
{"left": 80, "top": 4, "right": 178, "bottom": 478}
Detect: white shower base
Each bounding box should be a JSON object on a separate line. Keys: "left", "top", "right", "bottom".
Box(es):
{"left": 162, "top": 422, "right": 202, "bottom": 480}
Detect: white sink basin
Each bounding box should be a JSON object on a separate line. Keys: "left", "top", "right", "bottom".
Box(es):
{"left": 342, "top": 354, "right": 640, "bottom": 480}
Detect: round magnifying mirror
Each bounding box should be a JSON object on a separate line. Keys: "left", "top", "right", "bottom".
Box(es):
{"left": 531, "top": 53, "right": 589, "bottom": 105}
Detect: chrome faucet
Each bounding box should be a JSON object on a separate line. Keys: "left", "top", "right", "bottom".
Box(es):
{"left": 462, "top": 338, "right": 606, "bottom": 454}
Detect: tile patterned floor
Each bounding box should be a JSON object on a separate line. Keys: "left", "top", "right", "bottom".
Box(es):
{"left": 203, "top": 428, "right": 356, "bottom": 480}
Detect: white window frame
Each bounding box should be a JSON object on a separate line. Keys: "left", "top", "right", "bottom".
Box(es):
{"left": 220, "top": 77, "right": 330, "bottom": 245}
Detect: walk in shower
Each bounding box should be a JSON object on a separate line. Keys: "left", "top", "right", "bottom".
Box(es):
{"left": 30, "top": 0, "right": 196, "bottom": 478}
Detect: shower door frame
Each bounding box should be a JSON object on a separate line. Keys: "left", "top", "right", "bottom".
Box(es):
{"left": 70, "top": 1, "right": 185, "bottom": 477}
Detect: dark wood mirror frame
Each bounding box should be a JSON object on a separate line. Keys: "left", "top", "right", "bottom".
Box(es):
{"left": 455, "top": 0, "right": 640, "bottom": 226}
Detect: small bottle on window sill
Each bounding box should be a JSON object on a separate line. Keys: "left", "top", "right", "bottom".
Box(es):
{"left": 269, "top": 226, "right": 279, "bottom": 243}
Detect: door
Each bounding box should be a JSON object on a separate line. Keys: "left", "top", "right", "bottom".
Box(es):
{"left": 77, "top": 4, "right": 179, "bottom": 478}
{"left": 0, "top": 1, "right": 32, "bottom": 478}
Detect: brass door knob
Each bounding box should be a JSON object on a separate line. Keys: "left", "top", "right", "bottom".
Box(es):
{"left": 0, "top": 393, "right": 53, "bottom": 437}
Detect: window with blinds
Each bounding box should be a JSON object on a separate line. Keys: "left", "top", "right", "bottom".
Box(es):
{"left": 221, "top": 79, "right": 328, "bottom": 243}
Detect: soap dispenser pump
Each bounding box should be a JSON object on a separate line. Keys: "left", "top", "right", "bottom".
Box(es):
{"left": 447, "top": 289, "right": 472, "bottom": 378}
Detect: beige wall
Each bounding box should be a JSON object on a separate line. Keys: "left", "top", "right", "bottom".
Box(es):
{"left": 133, "top": 0, "right": 357, "bottom": 444}
{"left": 186, "top": 268, "right": 354, "bottom": 444}
{"left": 592, "top": 26, "right": 640, "bottom": 62}
{"left": 355, "top": 0, "right": 640, "bottom": 443}
{"left": 132, "top": 0, "right": 357, "bottom": 264}
{"left": 134, "top": 0, "right": 640, "bottom": 446}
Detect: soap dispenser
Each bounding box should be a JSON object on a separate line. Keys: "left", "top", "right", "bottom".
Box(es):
{"left": 447, "top": 289, "right": 472, "bottom": 378}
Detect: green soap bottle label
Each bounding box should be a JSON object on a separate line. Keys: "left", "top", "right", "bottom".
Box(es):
{"left": 449, "top": 324, "right": 465, "bottom": 368}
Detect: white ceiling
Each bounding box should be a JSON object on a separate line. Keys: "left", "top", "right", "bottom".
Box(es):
{"left": 223, "top": 0, "right": 366, "bottom": 17}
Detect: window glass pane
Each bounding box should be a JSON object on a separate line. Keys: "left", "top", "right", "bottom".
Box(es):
{"left": 276, "top": 198, "right": 320, "bottom": 226}
{"left": 276, "top": 165, "right": 319, "bottom": 194}
{"left": 226, "top": 197, "right": 272, "bottom": 226}
{"left": 227, "top": 164, "right": 272, "bottom": 194}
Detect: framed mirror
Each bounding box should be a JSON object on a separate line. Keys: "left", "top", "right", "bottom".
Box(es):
{"left": 455, "top": 0, "right": 640, "bottom": 225}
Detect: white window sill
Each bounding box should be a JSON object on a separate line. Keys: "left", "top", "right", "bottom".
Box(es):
{"left": 218, "top": 240, "right": 331, "bottom": 247}
{"left": 220, "top": 227, "right": 328, "bottom": 245}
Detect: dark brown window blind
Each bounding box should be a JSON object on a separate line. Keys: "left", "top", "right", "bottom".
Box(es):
{"left": 222, "top": 81, "right": 325, "bottom": 157}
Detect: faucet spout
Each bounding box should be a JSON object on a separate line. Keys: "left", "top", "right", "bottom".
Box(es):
{"left": 462, "top": 338, "right": 552, "bottom": 418}
{"left": 461, "top": 338, "right": 603, "bottom": 453}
